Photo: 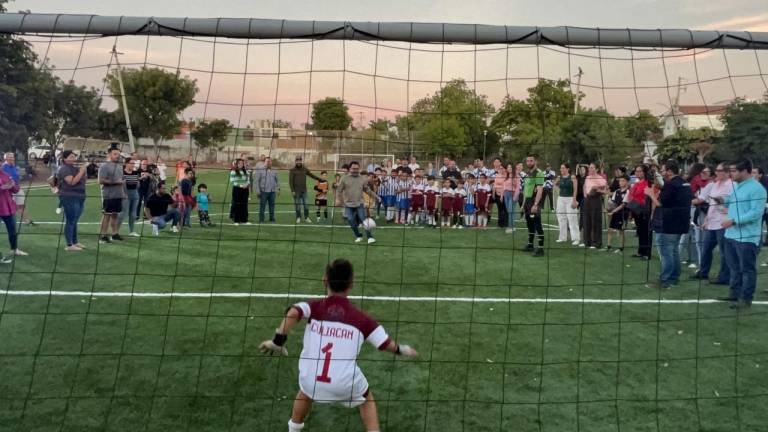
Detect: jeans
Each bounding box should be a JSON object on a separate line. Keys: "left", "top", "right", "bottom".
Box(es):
{"left": 1, "top": 215, "right": 17, "bottom": 250}
{"left": 698, "top": 228, "right": 729, "bottom": 282}
{"left": 345, "top": 205, "right": 373, "bottom": 239}
{"left": 259, "top": 191, "right": 276, "bottom": 223}
{"left": 655, "top": 232, "right": 682, "bottom": 284}
{"left": 724, "top": 238, "right": 759, "bottom": 302}
{"left": 504, "top": 191, "right": 517, "bottom": 229}
{"left": 118, "top": 189, "right": 140, "bottom": 233}
{"left": 294, "top": 192, "right": 309, "bottom": 219}
{"left": 679, "top": 224, "right": 699, "bottom": 265}
{"left": 60, "top": 196, "right": 85, "bottom": 246}
{"left": 152, "top": 209, "right": 180, "bottom": 229}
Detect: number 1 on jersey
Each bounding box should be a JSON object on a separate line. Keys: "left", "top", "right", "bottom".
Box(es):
{"left": 316, "top": 342, "right": 334, "bottom": 383}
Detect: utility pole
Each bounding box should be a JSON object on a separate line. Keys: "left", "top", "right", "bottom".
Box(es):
{"left": 671, "top": 76, "right": 686, "bottom": 135}
{"left": 110, "top": 46, "right": 136, "bottom": 152}
{"left": 573, "top": 67, "right": 584, "bottom": 114}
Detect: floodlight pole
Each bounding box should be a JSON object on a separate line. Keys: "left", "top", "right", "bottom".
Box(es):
{"left": 111, "top": 46, "right": 136, "bottom": 152}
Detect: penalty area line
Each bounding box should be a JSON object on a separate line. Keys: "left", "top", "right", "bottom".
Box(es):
{"left": 0, "top": 290, "right": 765, "bottom": 305}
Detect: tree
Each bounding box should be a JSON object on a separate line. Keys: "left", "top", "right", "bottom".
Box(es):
{"left": 623, "top": 110, "right": 662, "bottom": 144}
{"left": 191, "top": 119, "right": 233, "bottom": 155}
{"left": 559, "top": 108, "right": 635, "bottom": 167}
{"left": 717, "top": 100, "right": 768, "bottom": 167}
{"left": 310, "top": 97, "right": 352, "bottom": 132}
{"left": 106, "top": 67, "right": 197, "bottom": 154}
{"left": 657, "top": 127, "right": 719, "bottom": 165}
{"left": 43, "top": 81, "right": 106, "bottom": 152}
{"left": 406, "top": 79, "right": 495, "bottom": 157}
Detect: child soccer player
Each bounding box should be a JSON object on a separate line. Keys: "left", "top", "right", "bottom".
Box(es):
{"left": 258, "top": 259, "right": 418, "bottom": 432}
{"left": 453, "top": 178, "right": 466, "bottom": 229}
{"left": 424, "top": 176, "right": 440, "bottom": 227}
{"left": 395, "top": 171, "right": 412, "bottom": 224}
{"left": 475, "top": 174, "right": 492, "bottom": 227}
{"left": 463, "top": 174, "right": 477, "bottom": 227}
{"left": 383, "top": 169, "right": 398, "bottom": 222}
{"left": 374, "top": 168, "right": 385, "bottom": 219}
{"left": 196, "top": 183, "right": 213, "bottom": 227}
{"left": 408, "top": 174, "right": 426, "bottom": 225}
{"left": 440, "top": 179, "right": 455, "bottom": 228}
{"left": 605, "top": 175, "right": 630, "bottom": 253}
{"left": 314, "top": 171, "right": 329, "bottom": 222}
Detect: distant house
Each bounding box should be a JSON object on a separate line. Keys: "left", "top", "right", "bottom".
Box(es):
{"left": 661, "top": 105, "right": 727, "bottom": 138}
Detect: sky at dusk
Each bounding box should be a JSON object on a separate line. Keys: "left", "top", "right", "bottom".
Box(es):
{"left": 7, "top": 0, "right": 768, "bottom": 128}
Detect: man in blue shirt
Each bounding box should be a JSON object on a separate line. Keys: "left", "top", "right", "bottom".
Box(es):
{"left": 718, "top": 160, "right": 767, "bottom": 310}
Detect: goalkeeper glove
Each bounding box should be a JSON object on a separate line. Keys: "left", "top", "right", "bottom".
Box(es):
{"left": 396, "top": 344, "right": 418, "bottom": 358}
{"left": 259, "top": 332, "right": 289, "bottom": 356}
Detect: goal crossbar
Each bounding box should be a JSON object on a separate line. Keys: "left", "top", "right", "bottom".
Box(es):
{"left": 1, "top": 13, "right": 768, "bottom": 49}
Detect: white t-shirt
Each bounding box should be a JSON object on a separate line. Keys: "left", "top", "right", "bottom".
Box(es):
{"left": 698, "top": 179, "right": 734, "bottom": 230}
{"left": 292, "top": 296, "right": 390, "bottom": 407}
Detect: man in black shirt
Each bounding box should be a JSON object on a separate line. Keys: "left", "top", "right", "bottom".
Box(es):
{"left": 144, "top": 182, "right": 180, "bottom": 236}
{"left": 441, "top": 160, "right": 462, "bottom": 187}
{"left": 646, "top": 160, "right": 692, "bottom": 289}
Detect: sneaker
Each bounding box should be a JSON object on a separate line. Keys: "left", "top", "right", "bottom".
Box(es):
{"left": 99, "top": 236, "right": 112, "bottom": 244}
{"left": 555, "top": 239, "right": 566, "bottom": 242}
{"left": 75, "top": 243, "right": 86, "bottom": 249}
{"left": 305, "top": 218, "right": 312, "bottom": 223}
{"left": 11, "top": 249, "right": 28, "bottom": 256}
{"left": 760, "top": 262, "right": 767, "bottom": 267}
{"left": 171, "top": 226, "right": 179, "bottom": 233}
{"left": 571, "top": 240, "right": 580, "bottom": 246}
{"left": 317, "top": 217, "right": 322, "bottom": 223}
{"left": 687, "top": 263, "right": 698, "bottom": 269}
{"left": 55, "top": 207, "right": 62, "bottom": 215}
{"left": 129, "top": 232, "right": 140, "bottom": 237}
{"left": 355, "top": 237, "right": 363, "bottom": 243}
{"left": 533, "top": 248, "right": 544, "bottom": 257}
{"left": 0, "top": 256, "right": 12, "bottom": 264}
{"left": 244, "top": 222, "right": 252, "bottom": 225}
{"left": 613, "top": 248, "right": 623, "bottom": 254}
{"left": 457, "top": 225, "right": 464, "bottom": 230}
{"left": 152, "top": 224, "right": 159, "bottom": 236}
{"left": 296, "top": 218, "right": 301, "bottom": 224}
{"left": 367, "top": 237, "right": 376, "bottom": 244}
{"left": 646, "top": 281, "right": 673, "bottom": 290}
{"left": 589, "top": 246, "right": 597, "bottom": 250}
{"left": 524, "top": 244, "right": 534, "bottom": 252}
{"left": 601, "top": 247, "right": 610, "bottom": 252}
{"left": 65, "top": 245, "right": 83, "bottom": 252}
{"left": 232, "top": 223, "right": 240, "bottom": 226}
{"left": 507, "top": 229, "right": 516, "bottom": 234}
{"left": 578, "top": 243, "right": 585, "bottom": 247}
{"left": 111, "top": 234, "right": 124, "bottom": 241}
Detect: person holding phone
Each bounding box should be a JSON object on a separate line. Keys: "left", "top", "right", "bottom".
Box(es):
{"left": 56, "top": 150, "right": 88, "bottom": 251}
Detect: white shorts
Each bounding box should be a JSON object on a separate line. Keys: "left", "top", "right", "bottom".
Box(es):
{"left": 298, "top": 366, "right": 369, "bottom": 408}
{"left": 12, "top": 190, "right": 25, "bottom": 206}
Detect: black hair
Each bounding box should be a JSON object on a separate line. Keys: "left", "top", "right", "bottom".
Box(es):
{"left": 619, "top": 175, "right": 630, "bottom": 182}
{"left": 731, "top": 159, "right": 753, "bottom": 172}
{"left": 466, "top": 173, "right": 476, "bottom": 179}
{"left": 427, "top": 175, "right": 435, "bottom": 181}
{"left": 341, "top": 164, "right": 350, "bottom": 170}
{"left": 757, "top": 167, "right": 764, "bottom": 175}
{"left": 326, "top": 259, "right": 354, "bottom": 293}
{"left": 664, "top": 159, "right": 681, "bottom": 175}
{"left": 320, "top": 170, "right": 328, "bottom": 175}
{"left": 561, "top": 162, "right": 571, "bottom": 170}
{"left": 61, "top": 150, "right": 75, "bottom": 160}
{"left": 157, "top": 181, "right": 166, "bottom": 189}
{"left": 688, "top": 162, "right": 706, "bottom": 179}
{"left": 349, "top": 161, "right": 360, "bottom": 168}
{"left": 197, "top": 183, "right": 207, "bottom": 191}
{"left": 184, "top": 167, "right": 193, "bottom": 174}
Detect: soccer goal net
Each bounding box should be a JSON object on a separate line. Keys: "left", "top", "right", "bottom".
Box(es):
{"left": 1, "top": 13, "right": 767, "bottom": 431}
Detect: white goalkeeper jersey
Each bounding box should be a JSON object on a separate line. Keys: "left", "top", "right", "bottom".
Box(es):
{"left": 292, "top": 295, "right": 391, "bottom": 406}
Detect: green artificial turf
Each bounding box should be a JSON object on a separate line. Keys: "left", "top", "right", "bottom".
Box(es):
{"left": 0, "top": 168, "right": 766, "bottom": 431}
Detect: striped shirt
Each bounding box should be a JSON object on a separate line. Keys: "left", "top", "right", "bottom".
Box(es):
{"left": 382, "top": 176, "right": 398, "bottom": 196}
{"left": 464, "top": 183, "right": 476, "bottom": 204}
{"left": 230, "top": 170, "right": 249, "bottom": 188}
{"left": 544, "top": 170, "right": 556, "bottom": 190}
{"left": 396, "top": 179, "right": 413, "bottom": 199}
{"left": 124, "top": 169, "right": 140, "bottom": 190}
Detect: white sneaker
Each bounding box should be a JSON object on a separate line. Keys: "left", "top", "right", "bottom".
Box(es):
{"left": 55, "top": 207, "right": 62, "bottom": 215}
{"left": 129, "top": 232, "right": 140, "bottom": 237}
{"left": 12, "top": 249, "right": 28, "bottom": 256}
{"left": 233, "top": 223, "right": 240, "bottom": 226}
{"left": 152, "top": 225, "right": 159, "bottom": 236}
{"left": 589, "top": 246, "right": 596, "bottom": 249}
{"left": 355, "top": 237, "right": 363, "bottom": 243}
{"left": 761, "top": 262, "right": 768, "bottom": 267}
{"left": 171, "top": 226, "right": 179, "bottom": 233}
{"left": 244, "top": 222, "right": 252, "bottom": 225}
{"left": 687, "top": 263, "right": 697, "bottom": 269}
{"left": 457, "top": 225, "right": 464, "bottom": 229}
{"left": 555, "top": 239, "right": 566, "bottom": 242}
{"left": 296, "top": 218, "right": 301, "bottom": 224}
{"left": 367, "top": 237, "right": 376, "bottom": 244}
{"left": 305, "top": 218, "right": 312, "bottom": 223}
{"left": 572, "top": 240, "right": 580, "bottom": 246}
{"left": 579, "top": 243, "right": 585, "bottom": 247}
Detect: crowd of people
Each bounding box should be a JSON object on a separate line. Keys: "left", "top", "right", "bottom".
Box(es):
{"left": 43, "top": 143, "right": 768, "bottom": 306}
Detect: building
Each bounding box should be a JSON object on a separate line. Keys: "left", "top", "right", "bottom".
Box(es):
{"left": 661, "top": 105, "right": 727, "bottom": 138}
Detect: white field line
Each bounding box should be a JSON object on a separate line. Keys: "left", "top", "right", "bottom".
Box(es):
{"left": 1, "top": 290, "right": 766, "bottom": 305}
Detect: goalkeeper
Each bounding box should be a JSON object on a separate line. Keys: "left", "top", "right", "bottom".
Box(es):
{"left": 260, "top": 259, "right": 418, "bottom": 432}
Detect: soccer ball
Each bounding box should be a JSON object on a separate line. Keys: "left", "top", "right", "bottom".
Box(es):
{"left": 362, "top": 218, "right": 376, "bottom": 231}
